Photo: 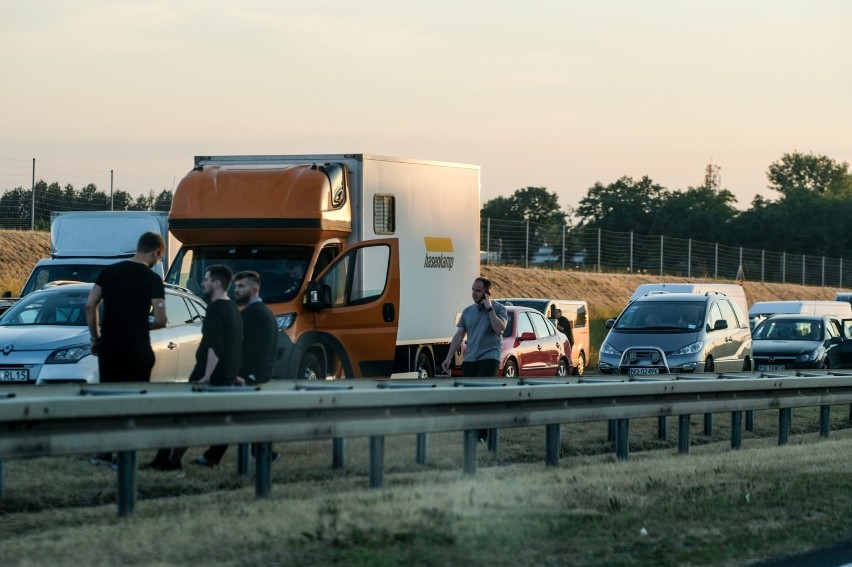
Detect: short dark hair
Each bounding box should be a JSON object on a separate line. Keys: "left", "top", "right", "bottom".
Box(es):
{"left": 234, "top": 270, "right": 260, "bottom": 287}
{"left": 137, "top": 231, "right": 165, "bottom": 254}
{"left": 206, "top": 264, "right": 234, "bottom": 290}
{"left": 474, "top": 276, "right": 492, "bottom": 294}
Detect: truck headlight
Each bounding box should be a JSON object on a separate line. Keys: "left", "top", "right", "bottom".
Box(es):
{"left": 600, "top": 342, "right": 621, "bottom": 356}
{"left": 276, "top": 313, "right": 296, "bottom": 330}
{"left": 46, "top": 344, "right": 91, "bottom": 364}
{"left": 670, "top": 341, "right": 703, "bottom": 356}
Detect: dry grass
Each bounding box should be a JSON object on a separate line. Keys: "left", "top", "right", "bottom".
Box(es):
{"left": 0, "top": 229, "right": 49, "bottom": 294}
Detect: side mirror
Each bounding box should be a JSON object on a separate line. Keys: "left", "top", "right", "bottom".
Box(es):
{"left": 605, "top": 318, "right": 615, "bottom": 329}
{"left": 306, "top": 281, "right": 332, "bottom": 311}
{"left": 518, "top": 331, "right": 536, "bottom": 341}
{"left": 713, "top": 319, "right": 729, "bottom": 331}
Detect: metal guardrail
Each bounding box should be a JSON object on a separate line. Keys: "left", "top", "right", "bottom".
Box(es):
{"left": 3, "top": 371, "right": 852, "bottom": 516}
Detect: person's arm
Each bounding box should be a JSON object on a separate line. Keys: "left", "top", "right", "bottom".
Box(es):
{"left": 482, "top": 296, "right": 507, "bottom": 335}
{"left": 85, "top": 284, "right": 103, "bottom": 353}
{"left": 150, "top": 297, "right": 167, "bottom": 329}
{"left": 441, "top": 326, "right": 467, "bottom": 373}
{"left": 197, "top": 348, "right": 219, "bottom": 384}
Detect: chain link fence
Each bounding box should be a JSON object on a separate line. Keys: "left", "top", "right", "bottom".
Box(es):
{"left": 481, "top": 218, "right": 852, "bottom": 288}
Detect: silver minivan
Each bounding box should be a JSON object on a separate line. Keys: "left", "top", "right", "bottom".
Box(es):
{"left": 598, "top": 292, "right": 753, "bottom": 375}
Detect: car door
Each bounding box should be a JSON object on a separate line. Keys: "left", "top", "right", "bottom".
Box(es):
{"left": 308, "top": 239, "right": 400, "bottom": 378}
{"left": 840, "top": 319, "right": 852, "bottom": 368}
{"left": 529, "top": 311, "right": 560, "bottom": 375}
{"left": 150, "top": 292, "right": 203, "bottom": 382}
{"left": 514, "top": 311, "right": 542, "bottom": 375}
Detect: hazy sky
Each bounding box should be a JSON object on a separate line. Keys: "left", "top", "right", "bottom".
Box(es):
{"left": 2, "top": 1, "right": 851, "bottom": 213}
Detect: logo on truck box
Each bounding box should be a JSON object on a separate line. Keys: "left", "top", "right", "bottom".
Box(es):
{"left": 423, "top": 237, "right": 454, "bottom": 271}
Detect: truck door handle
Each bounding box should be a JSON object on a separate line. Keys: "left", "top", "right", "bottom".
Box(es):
{"left": 168, "top": 342, "right": 177, "bottom": 350}
{"left": 382, "top": 303, "right": 395, "bottom": 323}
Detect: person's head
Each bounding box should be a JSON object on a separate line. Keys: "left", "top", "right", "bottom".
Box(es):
{"left": 289, "top": 262, "right": 306, "bottom": 280}
{"left": 233, "top": 270, "right": 260, "bottom": 306}
{"left": 471, "top": 276, "right": 493, "bottom": 304}
{"left": 202, "top": 264, "right": 233, "bottom": 299}
{"left": 136, "top": 231, "right": 166, "bottom": 269}
{"left": 553, "top": 308, "right": 563, "bottom": 318}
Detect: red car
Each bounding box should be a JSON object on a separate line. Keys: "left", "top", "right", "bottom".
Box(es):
{"left": 452, "top": 306, "right": 572, "bottom": 377}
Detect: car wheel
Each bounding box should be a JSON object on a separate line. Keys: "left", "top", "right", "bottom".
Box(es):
{"left": 574, "top": 352, "right": 586, "bottom": 376}
{"left": 704, "top": 357, "right": 715, "bottom": 373}
{"left": 557, "top": 358, "right": 569, "bottom": 377}
{"left": 416, "top": 350, "right": 433, "bottom": 379}
{"left": 298, "top": 350, "right": 325, "bottom": 380}
{"left": 742, "top": 357, "right": 751, "bottom": 371}
{"left": 503, "top": 359, "right": 518, "bottom": 378}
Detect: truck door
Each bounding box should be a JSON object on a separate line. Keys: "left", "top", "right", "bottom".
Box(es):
{"left": 307, "top": 239, "right": 400, "bottom": 378}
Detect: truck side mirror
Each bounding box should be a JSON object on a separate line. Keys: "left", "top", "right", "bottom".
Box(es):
{"left": 306, "top": 281, "right": 332, "bottom": 311}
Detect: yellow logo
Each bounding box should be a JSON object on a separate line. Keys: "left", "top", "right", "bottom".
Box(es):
{"left": 423, "top": 237, "right": 454, "bottom": 270}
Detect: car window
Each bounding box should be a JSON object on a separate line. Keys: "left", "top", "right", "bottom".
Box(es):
{"left": 707, "top": 302, "right": 724, "bottom": 329}
{"left": 717, "top": 300, "right": 737, "bottom": 328}
{"left": 529, "top": 311, "right": 553, "bottom": 339}
{"left": 827, "top": 318, "right": 841, "bottom": 338}
{"left": 516, "top": 311, "right": 534, "bottom": 337}
{"left": 186, "top": 296, "right": 206, "bottom": 321}
{"left": 502, "top": 311, "right": 516, "bottom": 338}
{"left": 165, "top": 293, "right": 194, "bottom": 326}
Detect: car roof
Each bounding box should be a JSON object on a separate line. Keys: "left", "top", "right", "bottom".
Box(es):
{"left": 764, "top": 314, "right": 830, "bottom": 321}
{"left": 631, "top": 292, "right": 716, "bottom": 303}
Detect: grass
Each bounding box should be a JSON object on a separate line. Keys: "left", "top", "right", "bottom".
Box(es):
{"left": 3, "top": 406, "right": 852, "bottom": 566}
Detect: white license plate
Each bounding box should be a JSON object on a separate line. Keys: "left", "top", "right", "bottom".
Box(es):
{"left": 758, "top": 365, "right": 786, "bottom": 371}
{"left": 0, "top": 369, "right": 29, "bottom": 382}
{"left": 627, "top": 368, "right": 660, "bottom": 375}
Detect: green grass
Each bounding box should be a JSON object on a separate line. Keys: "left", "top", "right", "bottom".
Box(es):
{"left": 3, "top": 406, "right": 852, "bottom": 565}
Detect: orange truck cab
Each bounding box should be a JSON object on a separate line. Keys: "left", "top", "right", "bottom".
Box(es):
{"left": 166, "top": 154, "right": 480, "bottom": 379}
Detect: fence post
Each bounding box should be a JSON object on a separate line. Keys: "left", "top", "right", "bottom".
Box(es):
{"left": 629, "top": 231, "right": 633, "bottom": 273}
{"left": 485, "top": 218, "right": 491, "bottom": 266}
{"left": 841, "top": 258, "right": 844, "bottom": 289}
{"left": 110, "top": 169, "right": 114, "bottom": 211}
{"left": 30, "top": 158, "right": 35, "bottom": 231}
{"left": 739, "top": 247, "right": 743, "bottom": 280}
{"left": 782, "top": 252, "right": 786, "bottom": 283}
{"left": 660, "top": 235, "right": 664, "bottom": 276}
{"left": 597, "top": 228, "right": 601, "bottom": 273}
{"left": 714, "top": 243, "right": 718, "bottom": 279}
{"left": 525, "top": 220, "right": 529, "bottom": 269}
{"left": 561, "top": 223, "right": 566, "bottom": 270}
{"left": 802, "top": 255, "right": 806, "bottom": 286}
{"left": 822, "top": 256, "right": 825, "bottom": 287}
{"left": 761, "top": 250, "right": 765, "bottom": 283}
{"left": 688, "top": 238, "right": 692, "bottom": 278}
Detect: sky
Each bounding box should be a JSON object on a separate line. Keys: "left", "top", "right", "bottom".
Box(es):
{"left": 2, "top": 1, "right": 851, "bottom": 214}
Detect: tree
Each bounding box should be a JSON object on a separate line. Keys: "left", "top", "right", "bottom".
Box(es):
{"left": 481, "top": 187, "right": 567, "bottom": 264}
{"left": 649, "top": 186, "right": 739, "bottom": 242}
{"left": 767, "top": 151, "right": 852, "bottom": 199}
{"left": 575, "top": 176, "right": 666, "bottom": 232}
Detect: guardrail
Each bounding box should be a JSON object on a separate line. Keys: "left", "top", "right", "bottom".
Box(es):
{"left": 3, "top": 371, "right": 852, "bottom": 516}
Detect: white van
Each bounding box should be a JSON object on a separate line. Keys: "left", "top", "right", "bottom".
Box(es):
{"left": 629, "top": 283, "right": 749, "bottom": 323}
{"left": 748, "top": 300, "right": 852, "bottom": 329}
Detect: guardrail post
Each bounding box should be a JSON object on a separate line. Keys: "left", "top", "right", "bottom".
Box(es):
{"left": 237, "top": 443, "right": 250, "bottom": 476}
{"left": 778, "top": 408, "right": 791, "bottom": 445}
{"left": 463, "top": 430, "right": 477, "bottom": 475}
{"left": 0, "top": 460, "right": 5, "bottom": 499}
{"left": 545, "top": 424, "right": 561, "bottom": 466}
{"left": 415, "top": 433, "right": 428, "bottom": 466}
{"left": 369, "top": 436, "right": 385, "bottom": 488}
{"left": 332, "top": 438, "right": 345, "bottom": 470}
{"left": 254, "top": 442, "right": 273, "bottom": 498}
{"left": 703, "top": 413, "right": 713, "bottom": 437}
{"left": 745, "top": 410, "right": 755, "bottom": 432}
{"left": 615, "top": 419, "right": 629, "bottom": 461}
{"left": 819, "top": 406, "right": 830, "bottom": 438}
{"left": 848, "top": 404, "right": 852, "bottom": 424}
{"left": 657, "top": 416, "right": 667, "bottom": 441}
{"left": 115, "top": 450, "right": 137, "bottom": 517}
{"left": 678, "top": 415, "right": 690, "bottom": 454}
{"left": 731, "top": 411, "right": 742, "bottom": 450}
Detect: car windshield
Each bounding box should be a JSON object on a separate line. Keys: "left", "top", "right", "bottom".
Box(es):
{"left": 614, "top": 300, "right": 705, "bottom": 331}
{"left": 753, "top": 319, "right": 821, "bottom": 341}
{"left": 0, "top": 288, "right": 97, "bottom": 326}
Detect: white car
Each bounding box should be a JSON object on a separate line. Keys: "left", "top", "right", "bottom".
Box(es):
{"left": 0, "top": 282, "right": 206, "bottom": 384}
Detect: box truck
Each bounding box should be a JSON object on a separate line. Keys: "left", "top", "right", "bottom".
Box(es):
{"left": 165, "top": 154, "right": 480, "bottom": 379}
{"left": 13, "top": 211, "right": 171, "bottom": 298}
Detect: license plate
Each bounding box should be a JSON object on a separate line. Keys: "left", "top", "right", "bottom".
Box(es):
{"left": 627, "top": 368, "right": 660, "bottom": 375}
{"left": 758, "top": 365, "right": 786, "bottom": 371}
{"left": 0, "top": 369, "right": 29, "bottom": 382}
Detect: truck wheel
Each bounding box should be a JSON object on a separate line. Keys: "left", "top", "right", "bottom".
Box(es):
{"left": 503, "top": 360, "right": 518, "bottom": 378}
{"left": 573, "top": 352, "right": 586, "bottom": 377}
{"left": 557, "top": 358, "right": 569, "bottom": 377}
{"left": 416, "top": 351, "right": 433, "bottom": 379}
{"left": 298, "top": 351, "right": 325, "bottom": 381}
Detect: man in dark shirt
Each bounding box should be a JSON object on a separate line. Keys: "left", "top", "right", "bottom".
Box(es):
{"left": 233, "top": 270, "right": 278, "bottom": 384}
{"left": 85, "top": 231, "right": 167, "bottom": 466}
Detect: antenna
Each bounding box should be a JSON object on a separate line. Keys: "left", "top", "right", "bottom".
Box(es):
{"left": 704, "top": 158, "right": 721, "bottom": 190}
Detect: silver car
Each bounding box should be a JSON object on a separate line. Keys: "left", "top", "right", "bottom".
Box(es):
{"left": 598, "top": 292, "right": 753, "bottom": 375}
{"left": 0, "top": 282, "right": 206, "bottom": 384}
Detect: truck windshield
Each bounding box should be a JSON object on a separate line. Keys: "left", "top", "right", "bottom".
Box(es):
{"left": 165, "top": 245, "right": 314, "bottom": 303}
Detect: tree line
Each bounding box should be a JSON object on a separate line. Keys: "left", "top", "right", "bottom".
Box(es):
{"left": 0, "top": 181, "right": 173, "bottom": 230}
{"left": 482, "top": 151, "right": 852, "bottom": 263}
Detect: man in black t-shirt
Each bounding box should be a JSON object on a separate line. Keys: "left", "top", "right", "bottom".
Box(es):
{"left": 85, "top": 231, "right": 167, "bottom": 465}
{"left": 233, "top": 270, "right": 277, "bottom": 384}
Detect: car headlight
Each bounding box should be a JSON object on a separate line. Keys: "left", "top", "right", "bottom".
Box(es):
{"left": 600, "top": 341, "right": 622, "bottom": 356}
{"left": 797, "top": 349, "right": 821, "bottom": 363}
{"left": 670, "top": 341, "right": 704, "bottom": 356}
{"left": 45, "top": 343, "right": 92, "bottom": 364}
{"left": 276, "top": 312, "right": 296, "bottom": 330}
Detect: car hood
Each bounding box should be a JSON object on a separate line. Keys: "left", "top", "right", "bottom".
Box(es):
{"left": 603, "top": 329, "right": 702, "bottom": 353}
{"left": 753, "top": 340, "right": 823, "bottom": 355}
{"left": 0, "top": 326, "right": 89, "bottom": 351}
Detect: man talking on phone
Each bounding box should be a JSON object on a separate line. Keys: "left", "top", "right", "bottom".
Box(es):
{"left": 441, "top": 277, "right": 508, "bottom": 377}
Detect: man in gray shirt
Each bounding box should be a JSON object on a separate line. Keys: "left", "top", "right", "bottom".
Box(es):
{"left": 441, "top": 276, "right": 508, "bottom": 377}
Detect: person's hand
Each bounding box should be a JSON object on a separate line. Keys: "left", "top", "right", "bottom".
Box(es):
{"left": 482, "top": 294, "right": 492, "bottom": 311}
{"left": 441, "top": 358, "right": 451, "bottom": 373}
{"left": 90, "top": 339, "right": 99, "bottom": 356}
{"left": 234, "top": 376, "right": 245, "bottom": 386}
{"left": 198, "top": 376, "right": 210, "bottom": 385}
